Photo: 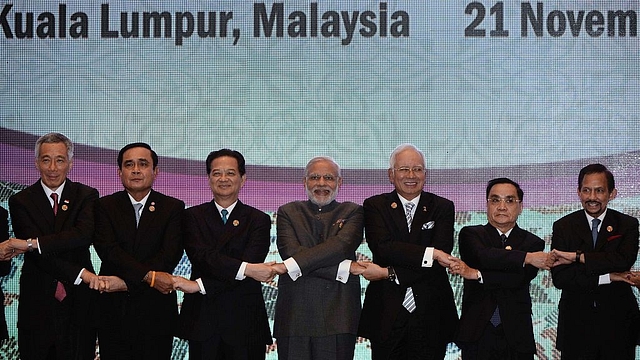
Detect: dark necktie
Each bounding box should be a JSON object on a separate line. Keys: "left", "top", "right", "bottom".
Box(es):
{"left": 51, "top": 193, "right": 58, "bottom": 215}
{"left": 490, "top": 234, "right": 508, "bottom": 326}
{"left": 592, "top": 218, "right": 601, "bottom": 246}
{"left": 52, "top": 191, "right": 66, "bottom": 301}
{"left": 221, "top": 209, "right": 229, "bottom": 224}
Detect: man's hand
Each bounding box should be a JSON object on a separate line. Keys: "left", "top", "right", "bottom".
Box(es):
{"left": 98, "top": 275, "right": 128, "bottom": 293}
{"left": 551, "top": 249, "right": 576, "bottom": 267}
{"left": 357, "top": 261, "right": 389, "bottom": 281}
{"left": 245, "top": 262, "right": 277, "bottom": 282}
{"left": 433, "top": 249, "right": 457, "bottom": 267}
{"left": 611, "top": 272, "right": 635, "bottom": 286}
{"left": 149, "top": 271, "right": 175, "bottom": 294}
{"left": 0, "top": 238, "right": 28, "bottom": 260}
{"left": 172, "top": 276, "right": 201, "bottom": 294}
{"left": 525, "top": 252, "right": 553, "bottom": 270}
{"left": 349, "top": 261, "right": 366, "bottom": 276}
{"left": 80, "top": 270, "right": 102, "bottom": 290}
{"left": 271, "top": 263, "right": 288, "bottom": 276}
{"left": 448, "top": 258, "right": 478, "bottom": 280}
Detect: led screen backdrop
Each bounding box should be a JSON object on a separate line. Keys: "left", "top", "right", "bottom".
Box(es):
{"left": 1, "top": 1, "right": 640, "bottom": 358}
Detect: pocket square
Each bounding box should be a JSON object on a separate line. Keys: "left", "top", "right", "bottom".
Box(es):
{"left": 422, "top": 221, "right": 435, "bottom": 230}
{"left": 607, "top": 234, "right": 622, "bottom": 242}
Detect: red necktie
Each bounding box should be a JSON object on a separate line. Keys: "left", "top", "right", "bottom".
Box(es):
{"left": 51, "top": 193, "right": 58, "bottom": 216}
{"left": 50, "top": 193, "right": 66, "bottom": 301}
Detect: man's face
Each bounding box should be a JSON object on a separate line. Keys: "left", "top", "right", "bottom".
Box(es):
{"left": 208, "top": 156, "right": 245, "bottom": 202}
{"left": 304, "top": 160, "right": 342, "bottom": 207}
{"left": 118, "top": 147, "right": 157, "bottom": 196}
{"left": 36, "top": 142, "right": 72, "bottom": 191}
{"left": 388, "top": 148, "right": 426, "bottom": 200}
{"left": 578, "top": 172, "right": 616, "bottom": 218}
{"left": 486, "top": 183, "right": 522, "bottom": 232}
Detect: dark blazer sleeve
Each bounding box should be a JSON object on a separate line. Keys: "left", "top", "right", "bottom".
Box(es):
{"left": 0, "top": 207, "right": 10, "bottom": 277}
{"left": 364, "top": 193, "right": 454, "bottom": 286}
{"left": 184, "top": 203, "right": 271, "bottom": 297}
{"left": 551, "top": 210, "right": 639, "bottom": 291}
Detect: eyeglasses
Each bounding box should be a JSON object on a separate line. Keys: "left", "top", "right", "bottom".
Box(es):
{"left": 307, "top": 174, "right": 338, "bottom": 182}
{"left": 393, "top": 166, "right": 425, "bottom": 175}
{"left": 487, "top": 197, "right": 521, "bottom": 205}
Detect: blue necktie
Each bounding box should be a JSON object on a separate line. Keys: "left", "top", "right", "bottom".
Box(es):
{"left": 221, "top": 209, "right": 229, "bottom": 224}
{"left": 592, "top": 218, "right": 601, "bottom": 246}
{"left": 134, "top": 203, "right": 143, "bottom": 227}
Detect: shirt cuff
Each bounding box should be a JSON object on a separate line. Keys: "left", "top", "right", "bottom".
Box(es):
{"left": 284, "top": 257, "right": 302, "bottom": 281}
{"left": 235, "top": 261, "right": 248, "bottom": 280}
{"left": 74, "top": 268, "right": 84, "bottom": 285}
{"left": 598, "top": 273, "right": 611, "bottom": 285}
{"left": 422, "top": 247, "right": 434, "bottom": 267}
{"left": 336, "top": 260, "right": 351, "bottom": 284}
{"left": 195, "top": 278, "right": 206, "bottom": 294}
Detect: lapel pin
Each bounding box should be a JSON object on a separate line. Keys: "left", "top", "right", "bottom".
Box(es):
{"left": 391, "top": 202, "right": 397, "bottom": 209}
{"left": 505, "top": 245, "right": 512, "bottom": 250}
{"left": 149, "top": 202, "right": 156, "bottom": 212}
{"left": 233, "top": 220, "right": 239, "bottom": 227}
{"left": 61, "top": 204, "right": 68, "bottom": 211}
{"left": 607, "top": 225, "right": 613, "bottom": 232}
{"left": 423, "top": 206, "right": 427, "bottom": 212}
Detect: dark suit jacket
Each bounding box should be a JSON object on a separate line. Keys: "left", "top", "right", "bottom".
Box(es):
{"left": 358, "top": 190, "right": 459, "bottom": 345}
{"left": 93, "top": 190, "right": 184, "bottom": 347}
{"left": 176, "top": 200, "right": 272, "bottom": 347}
{"left": 456, "top": 224, "right": 544, "bottom": 353}
{"left": 0, "top": 206, "right": 11, "bottom": 340}
{"left": 274, "top": 200, "right": 363, "bottom": 338}
{"left": 8, "top": 180, "right": 98, "bottom": 350}
{"left": 551, "top": 208, "right": 640, "bottom": 356}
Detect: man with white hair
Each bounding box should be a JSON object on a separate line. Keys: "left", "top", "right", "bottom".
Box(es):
{"left": 273, "top": 156, "right": 364, "bottom": 360}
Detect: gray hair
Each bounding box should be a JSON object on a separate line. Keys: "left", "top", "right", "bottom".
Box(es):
{"left": 35, "top": 133, "right": 74, "bottom": 160}
{"left": 389, "top": 143, "right": 425, "bottom": 169}
{"left": 304, "top": 156, "right": 342, "bottom": 177}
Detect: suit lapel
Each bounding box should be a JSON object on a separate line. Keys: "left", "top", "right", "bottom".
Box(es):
{"left": 55, "top": 180, "right": 75, "bottom": 232}
{"left": 388, "top": 192, "right": 410, "bottom": 238}
{"left": 27, "top": 181, "right": 56, "bottom": 230}
{"left": 482, "top": 224, "right": 503, "bottom": 248}
{"left": 595, "top": 211, "right": 616, "bottom": 251}
{"left": 204, "top": 200, "right": 241, "bottom": 249}
{"left": 574, "top": 213, "right": 594, "bottom": 250}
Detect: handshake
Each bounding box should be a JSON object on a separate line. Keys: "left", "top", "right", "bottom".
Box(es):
{"left": 0, "top": 238, "right": 33, "bottom": 260}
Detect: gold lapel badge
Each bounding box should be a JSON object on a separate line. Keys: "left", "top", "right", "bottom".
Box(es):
{"left": 233, "top": 220, "right": 239, "bottom": 227}
{"left": 505, "top": 245, "right": 512, "bottom": 250}
{"left": 149, "top": 202, "right": 156, "bottom": 212}
{"left": 61, "top": 205, "right": 68, "bottom": 211}
{"left": 391, "top": 202, "right": 397, "bottom": 209}
{"left": 607, "top": 225, "right": 613, "bottom": 232}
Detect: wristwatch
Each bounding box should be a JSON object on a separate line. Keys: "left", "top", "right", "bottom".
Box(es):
{"left": 387, "top": 266, "right": 397, "bottom": 282}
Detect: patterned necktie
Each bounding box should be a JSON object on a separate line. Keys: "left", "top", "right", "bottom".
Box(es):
{"left": 402, "top": 202, "right": 417, "bottom": 313}
{"left": 134, "top": 203, "right": 143, "bottom": 227}
{"left": 592, "top": 218, "right": 601, "bottom": 246}
{"left": 51, "top": 193, "right": 58, "bottom": 215}
{"left": 221, "top": 209, "right": 229, "bottom": 224}
{"left": 405, "top": 202, "right": 415, "bottom": 232}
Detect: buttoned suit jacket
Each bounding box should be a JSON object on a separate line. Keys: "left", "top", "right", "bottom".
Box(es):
{"left": 176, "top": 200, "right": 272, "bottom": 347}
{"left": 0, "top": 206, "right": 12, "bottom": 340}
{"left": 551, "top": 208, "right": 640, "bottom": 357}
{"left": 358, "top": 190, "right": 459, "bottom": 345}
{"left": 273, "top": 200, "right": 363, "bottom": 338}
{"left": 456, "top": 224, "right": 544, "bottom": 354}
{"left": 9, "top": 179, "right": 98, "bottom": 355}
{"left": 93, "top": 190, "right": 184, "bottom": 350}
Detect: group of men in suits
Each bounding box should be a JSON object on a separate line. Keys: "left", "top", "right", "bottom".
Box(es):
{"left": 0, "top": 133, "right": 639, "bottom": 360}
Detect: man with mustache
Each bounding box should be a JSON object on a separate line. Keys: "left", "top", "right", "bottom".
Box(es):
{"left": 550, "top": 163, "right": 639, "bottom": 360}
{"left": 272, "top": 156, "right": 364, "bottom": 360}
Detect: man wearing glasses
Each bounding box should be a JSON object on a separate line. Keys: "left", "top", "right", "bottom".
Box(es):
{"left": 272, "top": 156, "right": 364, "bottom": 360}
{"left": 449, "top": 178, "right": 549, "bottom": 360}
{"left": 357, "top": 143, "right": 459, "bottom": 360}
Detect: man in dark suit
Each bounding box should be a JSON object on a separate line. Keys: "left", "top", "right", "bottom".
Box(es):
{"left": 93, "top": 142, "right": 184, "bottom": 360}
{"left": 550, "top": 163, "right": 639, "bottom": 360}
{"left": 357, "top": 143, "right": 459, "bottom": 360}
{"left": 174, "top": 149, "right": 273, "bottom": 360}
{"left": 272, "top": 156, "right": 364, "bottom": 360}
{"left": 6, "top": 132, "right": 100, "bottom": 360}
{"left": 448, "top": 178, "right": 550, "bottom": 360}
{"left": 0, "top": 206, "right": 12, "bottom": 341}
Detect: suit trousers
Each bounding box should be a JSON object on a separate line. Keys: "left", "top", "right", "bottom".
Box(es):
{"left": 189, "top": 334, "right": 266, "bottom": 360}
{"left": 277, "top": 334, "right": 356, "bottom": 360}
{"left": 370, "top": 309, "right": 447, "bottom": 360}
{"left": 461, "top": 323, "right": 533, "bottom": 360}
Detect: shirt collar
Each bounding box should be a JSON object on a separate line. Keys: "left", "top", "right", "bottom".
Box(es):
{"left": 41, "top": 180, "right": 66, "bottom": 205}
{"left": 127, "top": 191, "right": 150, "bottom": 208}
{"left": 215, "top": 200, "right": 238, "bottom": 217}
